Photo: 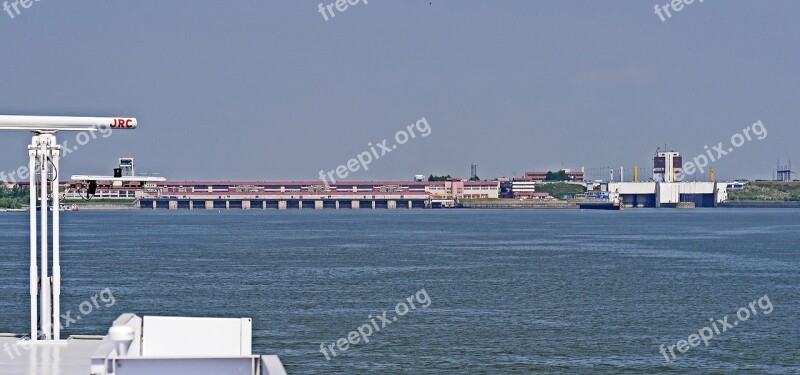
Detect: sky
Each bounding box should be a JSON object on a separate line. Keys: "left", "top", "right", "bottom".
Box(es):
{"left": 0, "top": 0, "right": 798, "bottom": 182}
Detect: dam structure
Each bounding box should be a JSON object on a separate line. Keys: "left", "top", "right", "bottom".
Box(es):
{"left": 600, "top": 149, "right": 728, "bottom": 208}
{"left": 603, "top": 181, "right": 728, "bottom": 208}
{"left": 65, "top": 179, "right": 501, "bottom": 210}
{"left": 62, "top": 150, "right": 733, "bottom": 210}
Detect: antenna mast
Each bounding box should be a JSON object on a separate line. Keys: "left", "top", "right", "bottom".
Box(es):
{"left": 0, "top": 115, "right": 137, "bottom": 342}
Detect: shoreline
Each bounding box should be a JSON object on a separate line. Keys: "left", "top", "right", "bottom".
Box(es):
{"left": 717, "top": 201, "right": 800, "bottom": 208}
{"left": 5, "top": 200, "right": 800, "bottom": 212}
{"left": 460, "top": 201, "right": 578, "bottom": 209}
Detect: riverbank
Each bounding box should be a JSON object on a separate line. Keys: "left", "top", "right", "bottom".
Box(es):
{"left": 460, "top": 199, "right": 578, "bottom": 209}
{"left": 718, "top": 201, "right": 800, "bottom": 208}
{"left": 63, "top": 199, "right": 137, "bottom": 210}
{"left": 74, "top": 204, "right": 138, "bottom": 210}
{"left": 727, "top": 181, "right": 800, "bottom": 201}
{"left": 8, "top": 199, "right": 800, "bottom": 212}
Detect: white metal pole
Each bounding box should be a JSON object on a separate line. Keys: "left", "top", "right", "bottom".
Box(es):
{"left": 52, "top": 144, "right": 61, "bottom": 341}
{"left": 28, "top": 139, "right": 38, "bottom": 342}
{"left": 39, "top": 138, "right": 51, "bottom": 340}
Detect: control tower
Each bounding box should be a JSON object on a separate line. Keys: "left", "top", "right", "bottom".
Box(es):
{"left": 653, "top": 149, "right": 683, "bottom": 182}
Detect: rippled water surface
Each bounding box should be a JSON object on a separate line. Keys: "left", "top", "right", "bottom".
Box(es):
{"left": 1, "top": 209, "right": 798, "bottom": 374}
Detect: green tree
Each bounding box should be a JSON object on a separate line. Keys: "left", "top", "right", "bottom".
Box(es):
{"left": 545, "top": 170, "right": 569, "bottom": 181}
{"left": 0, "top": 185, "right": 29, "bottom": 209}
{"left": 428, "top": 175, "right": 452, "bottom": 182}
{"left": 535, "top": 182, "right": 586, "bottom": 198}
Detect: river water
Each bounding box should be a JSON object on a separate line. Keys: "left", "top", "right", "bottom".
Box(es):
{"left": 0, "top": 209, "right": 798, "bottom": 374}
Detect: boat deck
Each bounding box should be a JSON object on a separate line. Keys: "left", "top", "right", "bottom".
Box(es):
{"left": 0, "top": 335, "right": 104, "bottom": 375}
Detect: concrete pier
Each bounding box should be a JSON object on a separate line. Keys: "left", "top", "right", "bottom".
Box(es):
{"left": 138, "top": 197, "right": 430, "bottom": 210}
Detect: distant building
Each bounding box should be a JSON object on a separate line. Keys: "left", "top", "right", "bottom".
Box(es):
{"left": 506, "top": 178, "right": 551, "bottom": 199}
{"left": 499, "top": 179, "right": 513, "bottom": 198}
{"left": 118, "top": 157, "right": 135, "bottom": 177}
{"left": 653, "top": 150, "right": 682, "bottom": 182}
{"left": 428, "top": 179, "right": 500, "bottom": 199}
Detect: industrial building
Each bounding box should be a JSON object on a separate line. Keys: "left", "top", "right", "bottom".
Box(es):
{"left": 506, "top": 178, "right": 552, "bottom": 199}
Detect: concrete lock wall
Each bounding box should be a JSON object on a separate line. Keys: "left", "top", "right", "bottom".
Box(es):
{"left": 278, "top": 201, "right": 287, "bottom": 210}
{"left": 352, "top": 201, "right": 360, "bottom": 209}
{"left": 388, "top": 200, "right": 397, "bottom": 209}
{"left": 206, "top": 201, "right": 214, "bottom": 210}
{"left": 315, "top": 201, "right": 323, "bottom": 209}
{"left": 242, "top": 201, "right": 251, "bottom": 210}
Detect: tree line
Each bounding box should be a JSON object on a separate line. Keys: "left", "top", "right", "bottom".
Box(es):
{"left": 0, "top": 185, "right": 29, "bottom": 209}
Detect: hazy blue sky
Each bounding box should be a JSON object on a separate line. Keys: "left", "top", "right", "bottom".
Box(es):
{"left": 0, "top": 0, "right": 797, "bottom": 181}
